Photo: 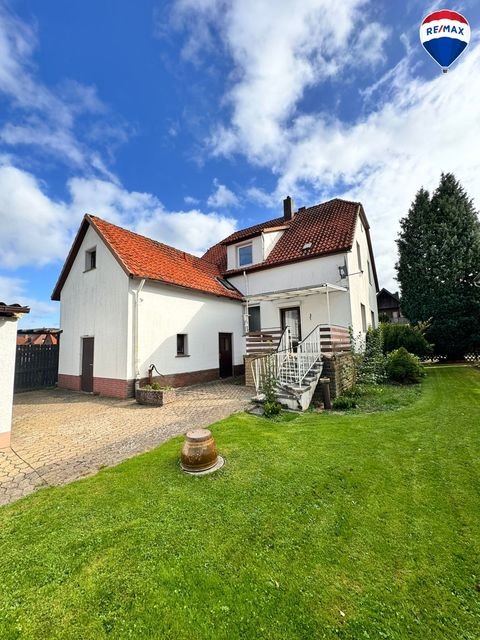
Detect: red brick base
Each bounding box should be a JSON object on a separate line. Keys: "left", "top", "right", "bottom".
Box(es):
{"left": 93, "top": 377, "right": 135, "bottom": 398}
{"left": 58, "top": 365, "right": 245, "bottom": 399}
{"left": 141, "top": 364, "right": 245, "bottom": 389}
{"left": 57, "top": 374, "right": 81, "bottom": 391}
{"left": 57, "top": 374, "right": 134, "bottom": 399}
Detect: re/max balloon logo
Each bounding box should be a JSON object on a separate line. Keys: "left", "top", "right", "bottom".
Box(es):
{"left": 419, "top": 9, "right": 471, "bottom": 72}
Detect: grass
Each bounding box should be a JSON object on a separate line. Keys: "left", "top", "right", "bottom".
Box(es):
{"left": 332, "top": 382, "right": 423, "bottom": 413}
{"left": 1, "top": 367, "right": 480, "bottom": 639}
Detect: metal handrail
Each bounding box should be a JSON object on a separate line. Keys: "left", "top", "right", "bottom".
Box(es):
{"left": 252, "top": 325, "right": 322, "bottom": 393}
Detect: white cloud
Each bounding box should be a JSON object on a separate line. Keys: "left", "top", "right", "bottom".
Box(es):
{"left": 174, "top": 0, "right": 389, "bottom": 163}
{"left": 206, "top": 178, "right": 240, "bottom": 208}
{"left": 0, "top": 274, "right": 24, "bottom": 301}
{"left": 0, "top": 163, "right": 70, "bottom": 268}
{"left": 184, "top": 195, "right": 200, "bottom": 205}
{"left": 276, "top": 42, "right": 480, "bottom": 287}
{"left": 0, "top": 161, "right": 238, "bottom": 269}
{"left": 0, "top": 275, "right": 58, "bottom": 327}
{"left": 0, "top": 4, "right": 127, "bottom": 176}
{"left": 173, "top": 1, "right": 480, "bottom": 289}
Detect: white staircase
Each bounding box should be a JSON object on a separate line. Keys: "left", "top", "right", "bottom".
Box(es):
{"left": 252, "top": 326, "right": 323, "bottom": 411}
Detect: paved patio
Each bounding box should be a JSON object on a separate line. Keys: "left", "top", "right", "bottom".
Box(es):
{"left": 0, "top": 381, "right": 252, "bottom": 507}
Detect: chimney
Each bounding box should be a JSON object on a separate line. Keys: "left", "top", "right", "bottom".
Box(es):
{"left": 283, "top": 196, "right": 295, "bottom": 221}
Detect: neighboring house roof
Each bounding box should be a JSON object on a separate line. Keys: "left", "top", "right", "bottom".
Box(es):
{"left": 202, "top": 198, "right": 379, "bottom": 290}
{"left": 51, "top": 216, "right": 242, "bottom": 302}
{"left": 377, "top": 288, "right": 401, "bottom": 310}
{"left": 17, "top": 328, "right": 61, "bottom": 346}
{"left": 0, "top": 303, "right": 30, "bottom": 318}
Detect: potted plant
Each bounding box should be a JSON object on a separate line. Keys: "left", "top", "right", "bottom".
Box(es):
{"left": 135, "top": 382, "right": 176, "bottom": 406}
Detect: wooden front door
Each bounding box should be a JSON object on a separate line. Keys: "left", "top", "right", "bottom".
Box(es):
{"left": 219, "top": 333, "right": 233, "bottom": 378}
{"left": 280, "top": 307, "right": 302, "bottom": 346}
{"left": 81, "top": 337, "right": 94, "bottom": 392}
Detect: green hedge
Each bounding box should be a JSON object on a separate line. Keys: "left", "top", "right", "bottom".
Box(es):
{"left": 381, "top": 323, "right": 432, "bottom": 357}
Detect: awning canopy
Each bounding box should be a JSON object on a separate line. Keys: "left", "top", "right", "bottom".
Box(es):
{"left": 244, "top": 283, "right": 347, "bottom": 304}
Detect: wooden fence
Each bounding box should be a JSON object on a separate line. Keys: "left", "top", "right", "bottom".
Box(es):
{"left": 14, "top": 344, "right": 59, "bottom": 391}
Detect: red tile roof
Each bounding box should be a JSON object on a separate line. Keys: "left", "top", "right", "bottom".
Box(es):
{"left": 203, "top": 198, "right": 363, "bottom": 274}
{"left": 51, "top": 216, "right": 242, "bottom": 301}
{"left": 52, "top": 197, "right": 378, "bottom": 301}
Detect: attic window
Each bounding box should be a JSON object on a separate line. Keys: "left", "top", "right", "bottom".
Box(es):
{"left": 238, "top": 243, "right": 253, "bottom": 267}
{"left": 85, "top": 248, "right": 96, "bottom": 271}
{"left": 217, "top": 277, "right": 237, "bottom": 292}
{"left": 302, "top": 242, "right": 312, "bottom": 251}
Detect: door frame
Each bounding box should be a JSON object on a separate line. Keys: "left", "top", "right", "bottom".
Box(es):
{"left": 218, "top": 332, "right": 233, "bottom": 378}
{"left": 81, "top": 336, "right": 94, "bottom": 392}
{"left": 280, "top": 306, "right": 302, "bottom": 343}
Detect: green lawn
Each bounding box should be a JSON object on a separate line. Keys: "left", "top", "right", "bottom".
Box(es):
{"left": 1, "top": 367, "right": 479, "bottom": 639}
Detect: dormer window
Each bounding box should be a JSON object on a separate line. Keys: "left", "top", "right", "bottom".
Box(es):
{"left": 238, "top": 243, "right": 253, "bottom": 267}
{"left": 85, "top": 248, "right": 96, "bottom": 271}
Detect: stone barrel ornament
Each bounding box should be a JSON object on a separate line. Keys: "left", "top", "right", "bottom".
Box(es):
{"left": 181, "top": 428, "right": 224, "bottom": 474}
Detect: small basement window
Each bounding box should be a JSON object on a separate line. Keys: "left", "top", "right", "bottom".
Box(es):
{"left": 238, "top": 243, "right": 253, "bottom": 267}
{"left": 85, "top": 248, "right": 96, "bottom": 271}
{"left": 176, "top": 334, "right": 188, "bottom": 356}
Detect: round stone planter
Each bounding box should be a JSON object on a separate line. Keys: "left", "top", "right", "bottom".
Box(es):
{"left": 135, "top": 388, "right": 176, "bottom": 406}
{"left": 181, "top": 429, "right": 223, "bottom": 473}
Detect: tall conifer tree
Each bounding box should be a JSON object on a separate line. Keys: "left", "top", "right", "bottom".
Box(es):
{"left": 396, "top": 173, "right": 480, "bottom": 358}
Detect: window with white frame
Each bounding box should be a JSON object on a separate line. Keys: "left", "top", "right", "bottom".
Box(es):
{"left": 237, "top": 243, "right": 253, "bottom": 267}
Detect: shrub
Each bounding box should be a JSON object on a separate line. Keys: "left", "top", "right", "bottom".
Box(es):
{"left": 382, "top": 323, "right": 432, "bottom": 358}
{"left": 151, "top": 382, "right": 161, "bottom": 391}
{"left": 386, "top": 347, "right": 426, "bottom": 384}
{"left": 261, "top": 364, "right": 281, "bottom": 418}
{"left": 264, "top": 400, "right": 281, "bottom": 417}
{"left": 358, "top": 327, "right": 386, "bottom": 385}
{"left": 332, "top": 395, "right": 357, "bottom": 410}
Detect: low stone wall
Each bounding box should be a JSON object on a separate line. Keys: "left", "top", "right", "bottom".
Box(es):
{"left": 317, "top": 352, "right": 355, "bottom": 400}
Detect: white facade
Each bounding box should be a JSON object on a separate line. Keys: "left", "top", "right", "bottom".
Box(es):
{"left": 59, "top": 225, "right": 130, "bottom": 381}
{"left": 57, "top": 209, "right": 378, "bottom": 397}
{"left": 346, "top": 215, "right": 378, "bottom": 336}
{"left": 227, "top": 219, "right": 377, "bottom": 339}
{"left": 130, "top": 281, "right": 244, "bottom": 378}
{"left": 0, "top": 317, "right": 19, "bottom": 447}
{"left": 58, "top": 225, "right": 244, "bottom": 390}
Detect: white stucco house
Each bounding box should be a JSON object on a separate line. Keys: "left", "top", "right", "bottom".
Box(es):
{"left": 52, "top": 196, "right": 379, "bottom": 402}
{"left": 0, "top": 303, "right": 30, "bottom": 448}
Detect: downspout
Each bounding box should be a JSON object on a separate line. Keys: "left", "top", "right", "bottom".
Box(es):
{"left": 243, "top": 270, "right": 250, "bottom": 334}
{"left": 133, "top": 278, "right": 146, "bottom": 384}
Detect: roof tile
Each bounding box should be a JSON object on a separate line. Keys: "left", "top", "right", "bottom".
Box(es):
{"left": 202, "top": 199, "right": 360, "bottom": 274}
{"left": 88, "top": 216, "right": 242, "bottom": 300}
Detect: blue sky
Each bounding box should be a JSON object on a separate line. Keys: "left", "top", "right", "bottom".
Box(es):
{"left": 1, "top": 0, "right": 479, "bottom": 328}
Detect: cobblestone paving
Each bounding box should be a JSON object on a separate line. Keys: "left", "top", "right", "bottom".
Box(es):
{"left": 0, "top": 381, "right": 253, "bottom": 507}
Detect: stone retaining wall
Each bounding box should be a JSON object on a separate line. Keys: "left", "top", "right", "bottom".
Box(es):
{"left": 316, "top": 352, "right": 355, "bottom": 401}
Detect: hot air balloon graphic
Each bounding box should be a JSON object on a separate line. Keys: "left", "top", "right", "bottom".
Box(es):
{"left": 419, "top": 9, "right": 470, "bottom": 72}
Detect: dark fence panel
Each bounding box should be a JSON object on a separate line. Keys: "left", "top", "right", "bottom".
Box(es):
{"left": 14, "top": 344, "right": 59, "bottom": 391}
